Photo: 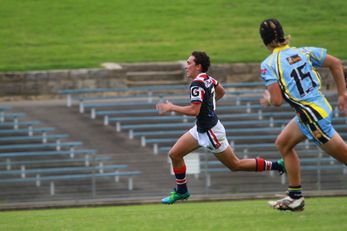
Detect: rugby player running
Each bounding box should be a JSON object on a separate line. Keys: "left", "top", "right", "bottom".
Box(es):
{"left": 259, "top": 18, "right": 347, "bottom": 211}
{"left": 157, "top": 51, "right": 285, "bottom": 204}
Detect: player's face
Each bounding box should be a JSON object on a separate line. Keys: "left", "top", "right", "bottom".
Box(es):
{"left": 185, "top": 55, "right": 201, "bottom": 79}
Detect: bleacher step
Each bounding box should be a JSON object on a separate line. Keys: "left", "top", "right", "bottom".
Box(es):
{"left": 125, "top": 70, "right": 186, "bottom": 86}
{"left": 122, "top": 62, "right": 184, "bottom": 72}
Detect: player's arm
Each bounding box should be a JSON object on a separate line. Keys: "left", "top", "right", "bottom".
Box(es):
{"left": 260, "top": 61, "right": 283, "bottom": 107}
{"left": 215, "top": 83, "right": 225, "bottom": 101}
{"left": 323, "top": 54, "right": 345, "bottom": 95}
{"left": 157, "top": 80, "right": 204, "bottom": 116}
{"left": 156, "top": 101, "right": 201, "bottom": 116}
{"left": 322, "top": 54, "right": 347, "bottom": 114}
{"left": 260, "top": 83, "right": 283, "bottom": 106}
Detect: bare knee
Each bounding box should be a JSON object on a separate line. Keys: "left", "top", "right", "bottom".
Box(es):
{"left": 168, "top": 151, "right": 183, "bottom": 164}
{"left": 275, "top": 136, "right": 291, "bottom": 154}
{"left": 168, "top": 151, "right": 176, "bottom": 161}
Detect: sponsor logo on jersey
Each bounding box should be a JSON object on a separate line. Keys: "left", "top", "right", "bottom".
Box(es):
{"left": 286, "top": 54, "right": 302, "bottom": 65}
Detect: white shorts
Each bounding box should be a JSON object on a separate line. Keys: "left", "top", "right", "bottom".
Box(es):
{"left": 189, "top": 120, "right": 229, "bottom": 154}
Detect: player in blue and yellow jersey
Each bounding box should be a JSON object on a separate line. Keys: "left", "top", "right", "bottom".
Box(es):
{"left": 156, "top": 51, "right": 285, "bottom": 204}
{"left": 259, "top": 18, "right": 347, "bottom": 211}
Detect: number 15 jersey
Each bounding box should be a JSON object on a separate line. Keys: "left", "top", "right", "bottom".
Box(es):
{"left": 260, "top": 45, "right": 332, "bottom": 124}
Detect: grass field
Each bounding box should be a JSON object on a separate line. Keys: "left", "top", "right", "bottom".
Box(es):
{"left": 1, "top": 0, "right": 346, "bottom": 71}
{"left": 0, "top": 197, "right": 346, "bottom": 231}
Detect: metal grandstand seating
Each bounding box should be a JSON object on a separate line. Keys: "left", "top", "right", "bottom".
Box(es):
{"left": 0, "top": 164, "right": 129, "bottom": 177}
{"left": 0, "top": 170, "right": 142, "bottom": 194}
{"left": 0, "top": 134, "right": 69, "bottom": 143}
{"left": 129, "top": 126, "right": 284, "bottom": 139}
{"left": 58, "top": 83, "right": 347, "bottom": 195}
{"left": 0, "top": 107, "right": 143, "bottom": 200}
{"left": 0, "top": 112, "right": 26, "bottom": 122}
{"left": 58, "top": 81, "right": 265, "bottom": 108}
{"left": 77, "top": 88, "right": 344, "bottom": 155}
{"left": 0, "top": 155, "right": 112, "bottom": 170}
{"left": 0, "top": 149, "right": 97, "bottom": 159}
{"left": 59, "top": 84, "right": 188, "bottom": 107}
{"left": 107, "top": 111, "right": 289, "bottom": 124}
{"left": 103, "top": 109, "right": 294, "bottom": 135}
{"left": 0, "top": 141, "right": 82, "bottom": 151}
{"left": 92, "top": 102, "right": 292, "bottom": 119}
{"left": 0, "top": 105, "right": 12, "bottom": 111}
{"left": 0, "top": 120, "right": 40, "bottom": 130}
{"left": 119, "top": 119, "right": 289, "bottom": 134}
{"left": 0, "top": 127, "right": 55, "bottom": 136}
{"left": 80, "top": 90, "right": 265, "bottom": 117}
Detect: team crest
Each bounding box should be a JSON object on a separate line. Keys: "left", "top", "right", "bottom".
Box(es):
{"left": 286, "top": 54, "right": 302, "bottom": 65}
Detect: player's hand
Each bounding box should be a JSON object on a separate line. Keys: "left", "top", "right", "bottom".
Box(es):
{"left": 156, "top": 100, "right": 173, "bottom": 115}
{"left": 338, "top": 92, "right": 347, "bottom": 116}
{"left": 260, "top": 90, "right": 271, "bottom": 107}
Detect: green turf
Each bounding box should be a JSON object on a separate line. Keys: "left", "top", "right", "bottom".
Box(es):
{"left": 0, "top": 0, "right": 346, "bottom": 71}
{"left": 0, "top": 197, "right": 346, "bottom": 231}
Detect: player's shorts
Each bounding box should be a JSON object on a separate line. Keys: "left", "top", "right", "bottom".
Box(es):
{"left": 295, "top": 112, "right": 335, "bottom": 145}
{"left": 189, "top": 120, "right": 229, "bottom": 153}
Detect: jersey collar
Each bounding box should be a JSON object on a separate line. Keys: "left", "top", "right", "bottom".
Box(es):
{"left": 272, "top": 45, "right": 290, "bottom": 53}
{"left": 196, "top": 73, "right": 208, "bottom": 79}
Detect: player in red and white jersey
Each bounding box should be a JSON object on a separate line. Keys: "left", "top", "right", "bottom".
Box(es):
{"left": 156, "top": 51, "right": 285, "bottom": 204}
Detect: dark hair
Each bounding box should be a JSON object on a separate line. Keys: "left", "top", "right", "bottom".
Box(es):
{"left": 192, "top": 51, "right": 210, "bottom": 73}
{"left": 259, "top": 18, "right": 286, "bottom": 46}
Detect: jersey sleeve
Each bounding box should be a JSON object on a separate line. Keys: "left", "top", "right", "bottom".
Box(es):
{"left": 212, "top": 78, "right": 219, "bottom": 87}
{"left": 302, "top": 47, "right": 327, "bottom": 67}
{"left": 190, "top": 81, "right": 205, "bottom": 104}
{"left": 260, "top": 61, "right": 278, "bottom": 87}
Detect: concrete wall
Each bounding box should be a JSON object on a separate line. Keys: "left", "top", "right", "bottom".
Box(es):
{"left": 0, "top": 68, "right": 126, "bottom": 99}
{"left": 0, "top": 61, "right": 346, "bottom": 100}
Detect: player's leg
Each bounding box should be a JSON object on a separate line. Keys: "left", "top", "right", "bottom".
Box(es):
{"left": 275, "top": 118, "right": 306, "bottom": 186}
{"left": 214, "top": 145, "right": 285, "bottom": 173}
{"left": 162, "top": 131, "right": 200, "bottom": 204}
{"left": 169, "top": 131, "right": 200, "bottom": 194}
{"left": 268, "top": 118, "right": 306, "bottom": 211}
{"left": 320, "top": 131, "right": 347, "bottom": 164}
{"left": 169, "top": 131, "right": 200, "bottom": 169}
{"left": 205, "top": 120, "right": 285, "bottom": 173}
{"left": 215, "top": 145, "right": 253, "bottom": 171}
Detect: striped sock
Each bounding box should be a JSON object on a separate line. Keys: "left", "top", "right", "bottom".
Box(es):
{"left": 288, "top": 185, "right": 303, "bottom": 199}
{"left": 255, "top": 157, "right": 272, "bottom": 171}
{"left": 173, "top": 165, "right": 187, "bottom": 194}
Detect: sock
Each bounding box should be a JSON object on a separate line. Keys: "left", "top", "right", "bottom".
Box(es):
{"left": 255, "top": 158, "right": 272, "bottom": 171}
{"left": 173, "top": 165, "right": 187, "bottom": 194}
{"left": 270, "top": 161, "right": 282, "bottom": 171}
{"left": 288, "top": 185, "right": 303, "bottom": 199}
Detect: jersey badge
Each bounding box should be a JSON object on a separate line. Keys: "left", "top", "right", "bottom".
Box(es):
{"left": 286, "top": 54, "right": 302, "bottom": 65}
